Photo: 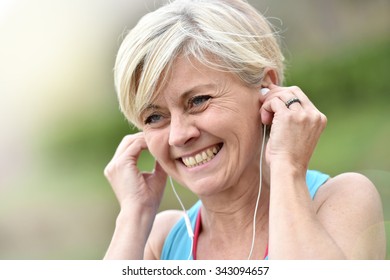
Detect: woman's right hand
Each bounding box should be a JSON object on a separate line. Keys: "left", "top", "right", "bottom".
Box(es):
{"left": 104, "top": 132, "right": 167, "bottom": 212}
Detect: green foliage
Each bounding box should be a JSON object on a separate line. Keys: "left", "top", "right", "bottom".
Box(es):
{"left": 285, "top": 38, "right": 390, "bottom": 114}
{"left": 42, "top": 109, "right": 135, "bottom": 170}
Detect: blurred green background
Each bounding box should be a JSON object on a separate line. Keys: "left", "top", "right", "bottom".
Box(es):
{"left": 0, "top": 0, "right": 389, "bottom": 259}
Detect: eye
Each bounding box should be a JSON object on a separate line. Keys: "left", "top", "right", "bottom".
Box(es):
{"left": 144, "top": 113, "right": 163, "bottom": 125}
{"left": 188, "top": 95, "right": 211, "bottom": 108}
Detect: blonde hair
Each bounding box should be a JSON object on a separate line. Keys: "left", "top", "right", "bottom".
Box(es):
{"left": 115, "top": 0, "right": 284, "bottom": 128}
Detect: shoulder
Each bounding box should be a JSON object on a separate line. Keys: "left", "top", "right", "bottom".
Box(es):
{"left": 144, "top": 210, "right": 183, "bottom": 260}
{"left": 314, "top": 172, "right": 386, "bottom": 259}
{"left": 315, "top": 172, "right": 381, "bottom": 207}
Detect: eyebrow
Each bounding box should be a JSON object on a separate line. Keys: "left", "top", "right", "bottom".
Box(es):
{"left": 142, "top": 83, "right": 217, "bottom": 113}
{"left": 144, "top": 103, "right": 160, "bottom": 111}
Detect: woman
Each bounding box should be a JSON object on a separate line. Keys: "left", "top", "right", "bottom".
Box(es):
{"left": 103, "top": 0, "right": 385, "bottom": 259}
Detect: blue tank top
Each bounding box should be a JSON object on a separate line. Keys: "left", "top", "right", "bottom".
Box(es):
{"left": 160, "top": 170, "right": 329, "bottom": 260}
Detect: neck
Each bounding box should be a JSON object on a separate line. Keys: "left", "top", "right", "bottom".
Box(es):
{"left": 196, "top": 179, "right": 270, "bottom": 259}
{"left": 199, "top": 149, "right": 271, "bottom": 231}
{"left": 199, "top": 173, "right": 270, "bottom": 239}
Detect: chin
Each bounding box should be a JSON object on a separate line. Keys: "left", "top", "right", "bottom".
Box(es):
{"left": 184, "top": 177, "right": 226, "bottom": 197}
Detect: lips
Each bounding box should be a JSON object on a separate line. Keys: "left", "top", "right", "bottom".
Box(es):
{"left": 181, "top": 144, "right": 222, "bottom": 168}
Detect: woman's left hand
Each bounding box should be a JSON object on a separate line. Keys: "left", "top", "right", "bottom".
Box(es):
{"left": 259, "top": 84, "right": 327, "bottom": 173}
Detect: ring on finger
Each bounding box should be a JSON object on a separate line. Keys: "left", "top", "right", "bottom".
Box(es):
{"left": 285, "top": 97, "right": 301, "bottom": 109}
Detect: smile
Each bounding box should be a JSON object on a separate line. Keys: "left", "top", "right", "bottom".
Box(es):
{"left": 181, "top": 144, "right": 222, "bottom": 168}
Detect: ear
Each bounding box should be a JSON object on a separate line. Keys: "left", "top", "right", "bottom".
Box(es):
{"left": 261, "top": 68, "right": 279, "bottom": 88}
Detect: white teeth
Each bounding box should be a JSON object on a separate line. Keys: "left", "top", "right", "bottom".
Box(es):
{"left": 182, "top": 145, "right": 221, "bottom": 168}
{"left": 189, "top": 157, "right": 196, "bottom": 166}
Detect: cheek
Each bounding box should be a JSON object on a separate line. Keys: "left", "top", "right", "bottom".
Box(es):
{"left": 144, "top": 131, "right": 169, "bottom": 159}
{"left": 209, "top": 104, "right": 260, "bottom": 137}
{"left": 144, "top": 133, "right": 160, "bottom": 156}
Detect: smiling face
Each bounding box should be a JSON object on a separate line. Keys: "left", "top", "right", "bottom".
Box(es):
{"left": 142, "top": 56, "right": 264, "bottom": 196}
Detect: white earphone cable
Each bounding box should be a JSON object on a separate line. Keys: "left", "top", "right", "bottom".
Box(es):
{"left": 169, "top": 176, "right": 194, "bottom": 260}
{"left": 247, "top": 124, "right": 267, "bottom": 260}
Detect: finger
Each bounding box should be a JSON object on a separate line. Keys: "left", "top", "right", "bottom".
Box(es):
{"left": 276, "top": 92, "right": 303, "bottom": 110}
{"left": 142, "top": 160, "right": 167, "bottom": 201}
{"left": 150, "top": 160, "right": 168, "bottom": 187}
{"left": 285, "top": 86, "right": 315, "bottom": 109}
{"left": 262, "top": 90, "right": 302, "bottom": 112}
{"left": 118, "top": 135, "right": 148, "bottom": 164}
{"left": 112, "top": 132, "right": 145, "bottom": 159}
{"left": 262, "top": 84, "right": 313, "bottom": 110}
{"left": 106, "top": 136, "right": 148, "bottom": 179}
{"left": 260, "top": 84, "right": 322, "bottom": 124}
{"left": 284, "top": 96, "right": 302, "bottom": 111}
{"left": 259, "top": 84, "right": 292, "bottom": 103}
{"left": 260, "top": 96, "right": 287, "bottom": 125}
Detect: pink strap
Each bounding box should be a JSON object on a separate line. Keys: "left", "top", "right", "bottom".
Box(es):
{"left": 263, "top": 245, "right": 268, "bottom": 259}
{"left": 192, "top": 208, "right": 202, "bottom": 260}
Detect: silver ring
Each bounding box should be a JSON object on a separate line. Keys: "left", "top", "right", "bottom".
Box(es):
{"left": 285, "top": 97, "right": 301, "bottom": 108}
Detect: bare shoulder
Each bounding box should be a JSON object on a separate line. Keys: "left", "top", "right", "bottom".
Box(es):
{"left": 314, "top": 172, "right": 386, "bottom": 259}
{"left": 144, "top": 210, "right": 183, "bottom": 259}
{"left": 315, "top": 172, "right": 382, "bottom": 207}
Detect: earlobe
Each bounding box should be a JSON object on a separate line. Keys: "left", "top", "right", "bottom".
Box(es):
{"left": 261, "top": 68, "right": 279, "bottom": 88}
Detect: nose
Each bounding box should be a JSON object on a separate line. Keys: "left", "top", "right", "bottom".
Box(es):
{"left": 168, "top": 114, "right": 200, "bottom": 147}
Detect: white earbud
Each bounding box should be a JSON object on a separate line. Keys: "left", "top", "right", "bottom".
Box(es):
{"left": 260, "top": 88, "right": 270, "bottom": 95}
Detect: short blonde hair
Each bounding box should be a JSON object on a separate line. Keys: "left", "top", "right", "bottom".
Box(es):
{"left": 115, "top": 0, "right": 284, "bottom": 128}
